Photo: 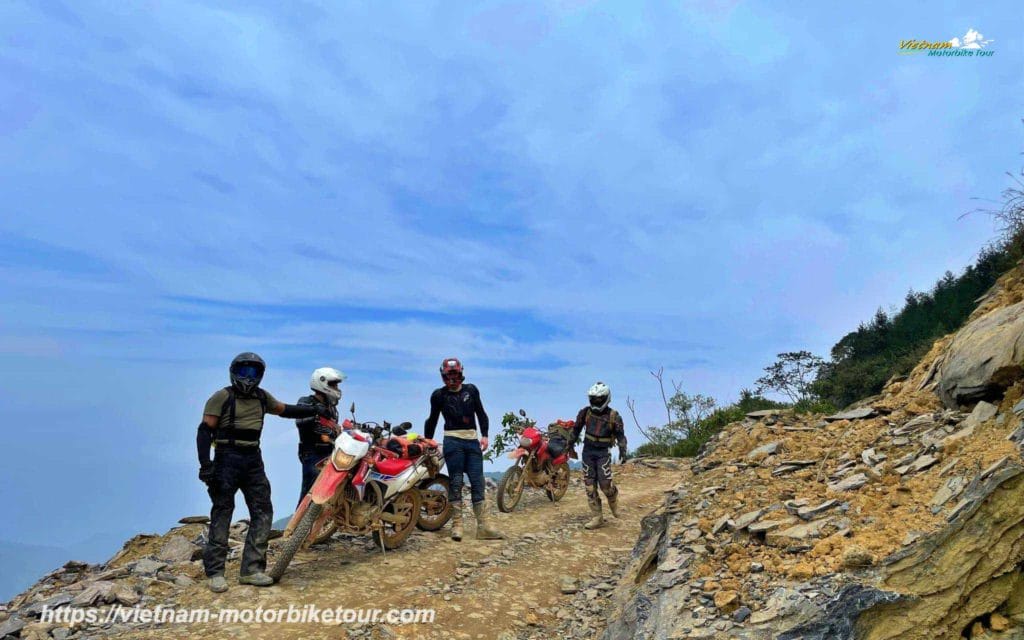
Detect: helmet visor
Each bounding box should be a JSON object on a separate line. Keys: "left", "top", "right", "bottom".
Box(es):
{"left": 589, "top": 395, "right": 606, "bottom": 408}
{"left": 327, "top": 379, "right": 340, "bottom": 390}
{"left": 233, "top": 364, "right": 262, "bottom": 380}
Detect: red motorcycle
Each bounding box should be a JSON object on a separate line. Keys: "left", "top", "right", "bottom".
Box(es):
{"left": 271, "top": 413, "right": 430, "bottom": 582}
{"left": 496, "top": 411, "right": 572, "bottom": 512}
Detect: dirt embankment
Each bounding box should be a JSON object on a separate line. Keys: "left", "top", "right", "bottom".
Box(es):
{"left": 601, "top": 263, "right": 1024, "bottom": 640}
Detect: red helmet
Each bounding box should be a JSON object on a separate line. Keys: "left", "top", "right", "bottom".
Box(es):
{"left": 440, "top": 358, "right": 464, "bottom": 387}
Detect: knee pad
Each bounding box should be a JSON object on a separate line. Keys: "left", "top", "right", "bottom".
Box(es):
{"left": 601, "top": 481, "right": 617, "bottom": 497}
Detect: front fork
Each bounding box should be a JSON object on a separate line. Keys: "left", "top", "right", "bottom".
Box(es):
{"left": 515, "top": 452, "right": 532, "bottom": 494}
{"left": 284, "top": 464, "right": 351, "bottom": 537}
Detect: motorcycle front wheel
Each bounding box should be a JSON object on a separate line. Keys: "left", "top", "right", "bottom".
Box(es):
{"left": 416, "top": 474, "right": 452, "bottom": 531}
{"left": 545, "top": 462, "right": 570, "bottom": 502}
{"left": 496, "top": 463, "right": 525, "bottom": 512}
{"left": 309, "top": 517, "right": 338, "bottom": 545}
{"left": 269, "top": 502, "right": 323, "bottom": 583}
{"left": 373, "top": 489, "right": 422, "bottom": 550}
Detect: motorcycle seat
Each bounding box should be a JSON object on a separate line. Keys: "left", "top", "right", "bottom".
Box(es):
{"left": 375, "top": 457, "right": 413, "bottom": 476}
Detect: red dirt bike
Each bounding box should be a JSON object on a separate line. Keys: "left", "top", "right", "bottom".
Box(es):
{"left": 496, "top": 411, "right": 572, "bottom": 512}
{"left": 270, "top": 413, "right": 436, "bottom": 582}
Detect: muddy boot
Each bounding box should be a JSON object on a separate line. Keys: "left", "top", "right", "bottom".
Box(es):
{"left": 473, "top": 501, "right": 506, "bottom": 540}
{"left": 584, "top": 502, "right": 604, "bottom": 529}
{"left": 451, "top": 502, "right": 464, "bottom": 542}
{"left": 238, "top": 572, "right": 274, "bottom": 587}
{"left": 584, "top": 492, "right": 604, "bottom": 529}
{"left": 207, "top": 575, "right": 228, "bottom": 593}
{"left": 606, "top": 490, "right": 620, "bottom": 518}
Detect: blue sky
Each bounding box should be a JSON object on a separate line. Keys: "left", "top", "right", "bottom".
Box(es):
{"left": 0, "top": 0, "right": 1021, "bottom": 597}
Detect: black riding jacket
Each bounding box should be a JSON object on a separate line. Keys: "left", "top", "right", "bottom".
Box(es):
{"left": 424, "top": 384, "right": 489, "bottom": 439}
{"left": 295, "top": 394, "right": 338, "bottom": 457}
{"left": 572, "top": 406, "right": 627, "bottom": 451}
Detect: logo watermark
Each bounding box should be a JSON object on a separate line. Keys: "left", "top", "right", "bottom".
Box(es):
{"left": 40, "top": 604, "right": 436, "bottom": 627}
{"left": 899, "top": 28, "right": 995, "bottom": 57}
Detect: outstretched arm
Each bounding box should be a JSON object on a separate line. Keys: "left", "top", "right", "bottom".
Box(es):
{"left": 268, "top": 400, "right": 323, "bottom": 419}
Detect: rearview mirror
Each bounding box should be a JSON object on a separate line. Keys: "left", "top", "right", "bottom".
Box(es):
{"left": 349, "top": 402, "right": 356, "bottom": 417}
{"left": 519, "top": 409, "right": 526, "bottom": 417}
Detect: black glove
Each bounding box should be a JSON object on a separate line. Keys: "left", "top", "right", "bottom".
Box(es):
{"left": 618, "top": 448, "right": 629, "bottom": 464}
{"left": 199, "top": 463, "right": 215, "bottom": 485}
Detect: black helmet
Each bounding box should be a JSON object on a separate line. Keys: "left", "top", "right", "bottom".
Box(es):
{"left": 230, "top": 352, "right": 265, "bottom": 395}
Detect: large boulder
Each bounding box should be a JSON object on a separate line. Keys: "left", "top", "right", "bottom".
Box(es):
{"left": 930, "top": 300, "right": 1024, "bottom": 408}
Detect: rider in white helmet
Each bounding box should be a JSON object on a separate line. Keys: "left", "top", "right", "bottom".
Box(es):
{"left": 294, "top": 367, "right": 346, "bottom": 506}
{"left": 571, "top": 381, "right": 628, "bottom": 529}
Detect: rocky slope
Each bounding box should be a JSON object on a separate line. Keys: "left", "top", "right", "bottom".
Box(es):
{"left": 0, "top": 461, "right": 683, "bottom": 640}
{"left": 602, "top": 263, "right": 1024, "bottom": 640}
{"left": 8, "top": 265, "right": 1024, "bottom": 640}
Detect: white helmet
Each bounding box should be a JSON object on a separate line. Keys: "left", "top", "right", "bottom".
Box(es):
{"left": 310, "top": 367, "right": 346, "bottom": 405}
{"left": 588, "top": 381, "right": 611, "bottom": 411}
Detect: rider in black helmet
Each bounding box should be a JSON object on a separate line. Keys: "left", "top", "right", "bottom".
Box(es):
{"left": 196, "top": 352, "right": 330, "bottom": 592}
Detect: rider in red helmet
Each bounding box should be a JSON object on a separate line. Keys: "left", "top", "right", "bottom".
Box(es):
{"left": 424, "top": 358, "right": 505, "bottom": 541}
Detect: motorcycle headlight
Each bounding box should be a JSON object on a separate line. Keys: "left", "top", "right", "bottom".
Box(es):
{"left": 332, "top": 449, "right": 357, "bottom": 470}
{"left": 519, "top": 436, "right": 533, "bottom": 448}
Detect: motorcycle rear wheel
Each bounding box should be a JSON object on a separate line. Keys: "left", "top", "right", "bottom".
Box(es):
{"left": 545, "top": 462, "right": 570, "bottom": 502}
{"left": 416, "top": 474, "right": 452, "bottom": 531}
{"left": 269, "top": 502, "right": 322, "bottom": 583}
{"left": 373, "top": 489, "right": 421, "bottom": 550}
{"left": 497, "top": 464, "right": 525, "bottom": 512}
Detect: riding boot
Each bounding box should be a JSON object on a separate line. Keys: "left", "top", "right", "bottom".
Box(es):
{"left": 451, "top": 502, "right": 464, "bottom": 542}
{"left": 584, "top": 491, "right": 604, "bottom": 529}
{"left": 606, "top": 488, "right": 620, "bottom": 518}
{"left": 473, "top": 501, "right": 506, "bottom": 540}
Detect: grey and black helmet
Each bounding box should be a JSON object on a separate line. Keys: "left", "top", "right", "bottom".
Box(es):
{"left": 230, "top": 352, "right": 265, "bottom": 395}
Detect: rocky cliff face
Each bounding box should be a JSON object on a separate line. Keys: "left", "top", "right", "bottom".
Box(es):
{"left": 602, "top": 264, "right": 1024, "bottom": 640}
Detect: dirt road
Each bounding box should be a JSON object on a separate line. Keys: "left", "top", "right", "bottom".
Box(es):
{"left": 113, "top": 462, "right": 680, "bottom": 640}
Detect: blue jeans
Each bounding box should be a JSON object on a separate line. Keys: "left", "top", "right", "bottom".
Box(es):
{"left": 443, "top": 436, "right": 484, "bottom": 505}
{"left": 297, "top": 451, "right": 328, "bottom": 508}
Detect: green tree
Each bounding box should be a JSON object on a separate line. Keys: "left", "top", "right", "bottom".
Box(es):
{"left": 755, "top": 351, "right": 825, "bottom": 403}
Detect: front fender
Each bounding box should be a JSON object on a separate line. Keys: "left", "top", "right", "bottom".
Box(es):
{"left": 310, "top": 466, "right": 349, "bottom": 504}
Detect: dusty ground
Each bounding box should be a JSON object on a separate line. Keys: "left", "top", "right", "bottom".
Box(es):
{"left": 111, "top": 463, "right": 679, "bottom": 640}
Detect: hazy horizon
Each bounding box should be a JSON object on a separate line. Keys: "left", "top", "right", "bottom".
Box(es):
{"left": 1, "top": 0, "right": 1021, "bottom": 601}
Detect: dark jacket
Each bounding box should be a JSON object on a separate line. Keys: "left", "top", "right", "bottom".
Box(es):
{"left": 572, "top": 406, "right": 627, "bottom": 450}
{"left": 424, "top": 384, "right": 489, "bottom": 439}
{"left": 296, "top": 394, "right": 338, "bottom": 457}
